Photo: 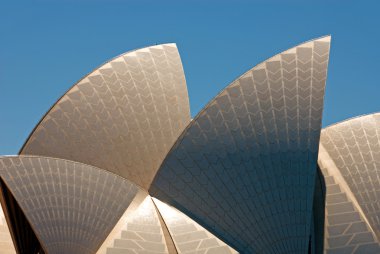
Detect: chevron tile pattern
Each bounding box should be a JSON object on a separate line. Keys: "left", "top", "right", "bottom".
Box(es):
{"left": 318, "top": 149, "right": 380, "bottom": 254}
{"left": 105, "top": 196, "right": 170, "bottom": 254}
{"left": 150, "top": 36, "right": 331, "bottom": 253}
{"left": 153, "top": 198, "right": 237, "bottom": 254}
{"left": 319, "top": 113, "right": 380, "bottom": 253}
{"left": 0, "top": 156, "right": 139, "bottom": 254}
{"left": 20, "top": 44, "right": 191, "bottom": 190}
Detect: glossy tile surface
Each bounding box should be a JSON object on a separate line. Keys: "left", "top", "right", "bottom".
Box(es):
{"left": 0, "top": 156, "right": 139, "bottom": 254}
{"left": 105, "top": 196, "right": 170, "bottom": 254}
{"left": 154, "top": 198, "right": 237, "bottom": 254}
{"left": 150, "top": 36, "right": 331, "bottom": 253}
{"left": 20, "top": 44, "right": 191, "bottom": 190}
{"left": 319, "top": 113, "right": 380, "bottom": 253}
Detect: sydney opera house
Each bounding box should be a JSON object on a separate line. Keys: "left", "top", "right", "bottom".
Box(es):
{"left": 1, "top": 35, "right": 380, "bottom": 254}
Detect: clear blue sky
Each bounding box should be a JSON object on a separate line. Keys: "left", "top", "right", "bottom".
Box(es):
{"left": 1, "top": 0, "right": 379, "bottom": 155}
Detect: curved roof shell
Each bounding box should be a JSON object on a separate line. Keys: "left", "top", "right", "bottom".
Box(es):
{"left": 319, "top": 113, "right": 380, "bottom": 253}
{"left": 0, "top": 156, "right": 140, "bottom": 254}
{"left": 20, "top": 44, "right": 191, "bottom": 190}
{"left": 153, "top": 198, "right": 237, "bottom": 254}
{"left": 103, "top": 196, "right": 171, "bottom": 254}
{"left": 96, "top": 192, "right": 236, "bottom": 254}
{"left": 150, "top": 36, "right": 331, "bottom": 253}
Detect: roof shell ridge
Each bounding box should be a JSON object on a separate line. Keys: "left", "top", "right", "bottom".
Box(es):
{"left": 323, "top": 111, "right": 380, "bottom": 131}
{"left": 18, "top": 43, "right": 181, "bottom": 155}
{"left": 152, "top": 35, "right": 332, "bottom": 180}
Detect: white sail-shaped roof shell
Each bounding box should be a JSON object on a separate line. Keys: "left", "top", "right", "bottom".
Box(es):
{"left": 150, "top": 36, "right": 331, "bottom": 253}
{"left": 20, "top": 44, "right": 191, "bottom": 190}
